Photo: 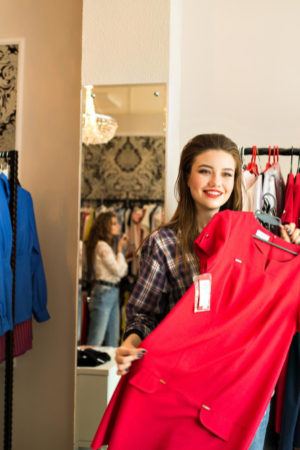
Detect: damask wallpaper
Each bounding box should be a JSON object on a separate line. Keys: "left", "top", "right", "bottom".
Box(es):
{"left": 0, "top": 44, "right": 18, "bottom": 151}
{"left": 81, "top": 136, "right": 165, "bottom": 201}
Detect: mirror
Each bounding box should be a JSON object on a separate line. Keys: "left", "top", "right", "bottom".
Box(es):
{"left": 75, "top": 83, "right": 167, "bottom": 449}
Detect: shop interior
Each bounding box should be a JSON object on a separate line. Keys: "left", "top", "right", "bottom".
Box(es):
{"left": 0, "top": 1, "right": 300, "bottom": 449}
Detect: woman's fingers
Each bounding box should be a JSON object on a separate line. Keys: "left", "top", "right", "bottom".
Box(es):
{"left": 115, "top": 345, "right": 147, "bottom": 375}
{"left": 280, "top": 226, "right": 290, "bottom": 242}
{"left": 291, "top": 227, "right": 300, "bottom": 244}
{"left": 280, "top": 223, "right": 300, "bottom": 244}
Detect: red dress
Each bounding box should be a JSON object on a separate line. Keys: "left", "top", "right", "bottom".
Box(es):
{"left": 281, "top": 172, "right": 294, "bottom": 224}
{"left": 293, "top": 172, "right": 300, "bottom": 227}
{"left": 91, "top": 211, "right": 300, "bottom": 450}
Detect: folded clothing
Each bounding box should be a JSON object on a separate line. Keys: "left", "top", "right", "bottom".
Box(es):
{"left": 77, "top": 348, "right": 111, "bottom": 367}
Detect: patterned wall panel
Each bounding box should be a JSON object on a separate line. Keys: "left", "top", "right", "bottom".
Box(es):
{"left": 0, "top": 44, "right": 18, "bottom": 151}
{"left": 81, "top": 136, "right": 165, "bottom": 200}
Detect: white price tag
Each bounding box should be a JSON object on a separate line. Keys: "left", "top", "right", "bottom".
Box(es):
{"left": 194, "top": 273, "right": 211, "bottom": 312}
{"left": 255, "top": 229, "right": 270, "bottom": 241}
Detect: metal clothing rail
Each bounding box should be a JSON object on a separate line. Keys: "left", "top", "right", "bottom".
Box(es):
{"left": 243, "top": 147, "right": 300, "bottom": 156}
{"left": 0, "top": 150, "right": 18, "bottom": 450}
{"left": 81, "top": 197, "right": 164, "bottom": 207}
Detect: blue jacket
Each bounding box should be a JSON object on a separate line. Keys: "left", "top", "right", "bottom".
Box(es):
{"left": 0, "top": 174, "right": 13, "bottom": 335}
{"left": 0, "top": 174, "right": 50, "bottom": 336}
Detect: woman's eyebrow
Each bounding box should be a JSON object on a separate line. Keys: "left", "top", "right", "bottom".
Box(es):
{"left": 197, "top": 164, "right": 234, "bottom": 171}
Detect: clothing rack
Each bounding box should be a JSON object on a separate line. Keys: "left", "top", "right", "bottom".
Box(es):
{"left": 0, "top": 150, "right": 18, "bottom": 450}
{"left": 243, "top": 147, "right": 300, "bottom": 156}
{"left": 81, "top": 197, "right": 164, "bottom": 208}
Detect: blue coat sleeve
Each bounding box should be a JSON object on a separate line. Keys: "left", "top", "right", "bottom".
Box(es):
{"left": 27, "top": 193, "right": 50, "bottom": 322}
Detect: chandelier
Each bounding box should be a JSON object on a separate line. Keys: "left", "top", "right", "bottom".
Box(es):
{"left": 82, "top": 85, "right": 118, "bottom": 145}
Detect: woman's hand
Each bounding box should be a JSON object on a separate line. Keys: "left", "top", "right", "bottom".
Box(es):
{"left": 115, "top": 333, "right": 146, "bottom": 376}
{"left": 280, "top": 223, "right": 300, "bottom": 245}
{"left": 118, "top": 234, "right": 128, "bottom": 253}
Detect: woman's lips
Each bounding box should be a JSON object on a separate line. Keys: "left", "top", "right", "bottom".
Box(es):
{"left": 203, "top": 190, "right": 223, "bottom": 198}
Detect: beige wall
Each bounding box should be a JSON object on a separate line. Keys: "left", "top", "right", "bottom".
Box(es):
{"left": 0, "top": 1, "right": 82, "bottom": 449}
{"left": 82, "top": 0, "right": 170, "bottom": 86}
{"left": 166, "top": 0, "right": 300, "bottom": 218}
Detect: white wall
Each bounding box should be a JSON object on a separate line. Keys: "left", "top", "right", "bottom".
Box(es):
{"left": 166, "top": 0, "right": 300, "bottom": 218}
{"left": 82, "top": 0, "right": 170, "bottom": 86}
{"left": 0, "top": 1, "right": 82, "bottom": 449}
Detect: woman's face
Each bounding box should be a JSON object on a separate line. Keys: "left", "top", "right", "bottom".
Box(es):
{"left": 110, "top": 216, "right": 121, "bottom": 236}
{"left": 187, "top": 149, "right": 236, "bottom": 214}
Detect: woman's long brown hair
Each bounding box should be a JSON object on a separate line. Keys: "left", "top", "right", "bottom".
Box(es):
{"left": 85, "top": 211, "right": 116, "bottom": 281}
{"left": 162, "top": 133, "right": 243, "bottom": 266}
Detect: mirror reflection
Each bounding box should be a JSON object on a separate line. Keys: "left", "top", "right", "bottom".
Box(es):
{"left": 76, "top": 83, "right": 166, "bottom": 449}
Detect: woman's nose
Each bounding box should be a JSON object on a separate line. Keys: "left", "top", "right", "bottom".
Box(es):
{"left": 208, "top": 173, "right": 221, "bottom": 186}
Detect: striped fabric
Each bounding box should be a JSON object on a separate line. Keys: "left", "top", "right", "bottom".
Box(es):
{"left": 0, "top": 318, "right": 32, "bottom": 363}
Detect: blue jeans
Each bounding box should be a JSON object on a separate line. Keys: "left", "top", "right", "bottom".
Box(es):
{"left": 248, "top": 402, "right": 270, "bottom": 450}
{"left": 86, "top": 284, "right": 120, "bottom": 347}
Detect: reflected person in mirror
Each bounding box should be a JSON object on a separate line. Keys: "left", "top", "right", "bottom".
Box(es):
{"left": 85, "top": 211, "right": 128, "bottom": 347}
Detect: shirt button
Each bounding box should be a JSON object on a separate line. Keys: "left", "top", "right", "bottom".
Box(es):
{"left": 202, "top": 404, "right": 211, "bottom": 410}
{"left": 205, "top": 234, "right": 209, "bottom": 238}
{"left": 159, "top": 379, "right": 166, "bottom": 384}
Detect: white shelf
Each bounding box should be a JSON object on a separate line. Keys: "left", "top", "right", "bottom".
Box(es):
{"left": 75, "top": 346, "right": 120, "bottom": 449}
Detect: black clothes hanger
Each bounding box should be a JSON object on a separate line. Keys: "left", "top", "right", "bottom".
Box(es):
{"left": 252, "top": 235, "right": 298, "bottom": 256}
{"left": 255, "top": 193, "right": 280, "bottom": 230}
{"left": 290, "top": 146, "right": 294, "bottom": 174}
{"left": 255, "top": 212, "right": 281, "bottom": 228}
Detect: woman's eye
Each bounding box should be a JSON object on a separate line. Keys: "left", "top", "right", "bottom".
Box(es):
{"left": 198, "top": 169, "right": 210, "bottom": 174}
{"left": 223, "top": 172, "right": 233, "bottom": 177}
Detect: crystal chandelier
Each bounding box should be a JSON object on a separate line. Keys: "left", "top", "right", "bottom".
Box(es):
{"left": 82, "top": 85, "right": 118, "bottom": 145}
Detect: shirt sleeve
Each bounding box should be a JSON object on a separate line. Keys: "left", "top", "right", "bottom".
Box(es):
{"left": 124, "top": 233, "right": 169, "bottom": 340}
{"left": 28, "top": 195, "right": 50, "bottom": 322}
{"left": 96, "top": 241, "right": 128, "bottom": 278}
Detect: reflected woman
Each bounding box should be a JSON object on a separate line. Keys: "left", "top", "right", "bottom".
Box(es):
{"left": 85, "top": 211, "right": 128, "bottom": 347}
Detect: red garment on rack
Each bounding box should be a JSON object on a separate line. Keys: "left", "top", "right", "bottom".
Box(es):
{"left": 293, "top": 172, "right": 300, "bottom": 228}
{"left": 0, "top": 318, "right": 32, "bottom": 363}
{"left": 281, "top": 173, "right": 294, "bottom": 224}
{"left": 91, "top": 211, "right": 300, "bottom": 450}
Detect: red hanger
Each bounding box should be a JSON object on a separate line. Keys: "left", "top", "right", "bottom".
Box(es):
{"left": 245, "top": 146, "right": 259, "bottom": 175}
{"left": 263, "top": 146, "right": 272, "bottom": 173}
{"left": 272, "top": 145, "right": 279, "bottom": 168}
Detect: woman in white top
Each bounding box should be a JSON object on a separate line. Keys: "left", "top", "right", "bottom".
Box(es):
{"left": 86, "top": 211, "right": 128, "bottom": 347}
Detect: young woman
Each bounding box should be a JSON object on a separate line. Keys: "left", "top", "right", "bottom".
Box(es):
{"left": 86, "top": 211, "right": 128, "bottom": 347}
{"left": 114, "top": 134, "right": 300, "bottom": 450}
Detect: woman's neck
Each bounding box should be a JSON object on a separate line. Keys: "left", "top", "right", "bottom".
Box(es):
{"left": 196, "top": 209, "right": 219, "bottom": 232}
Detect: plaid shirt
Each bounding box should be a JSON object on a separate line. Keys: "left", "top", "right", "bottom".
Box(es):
{"left": 124, "top": 227, "right": 200, "bottom": 340}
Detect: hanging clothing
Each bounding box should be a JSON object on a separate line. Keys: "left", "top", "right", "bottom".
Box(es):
{"left": 0, "top": 174, "right": 13, "bottom": 336}
{"left": 91, "top": 211, "right": 300, "bottom": 450}
{"left": 281, "top": 173, "right": 294, "bottom": 224}
{"left": 262, "top": 167, "right": 277, "bottom": 212}
{"left": 241, "top": 171, "right": 263, "bottom": 213}
{"left": 273, "top": 163, "right": 286, "bottom": 218}
{"left": 278, "top": 333, "right": 300, "bottom": 449}
{"left": 241, "top": 170, "right": 258, "bottom": 212}
{"left": 0, "top": 172, "right": 49, "bottom": 339}
{"left": 140, "top": 204, "right": 157, "bottom": 240}
{"left": 0, "top": 319, "right": 32, "bottom": 363}
{"left": 293, "top": 172, "right": 300, "bottom": 227}
{"left": 14, "top": 183, "right": 49, "bottom": 324}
